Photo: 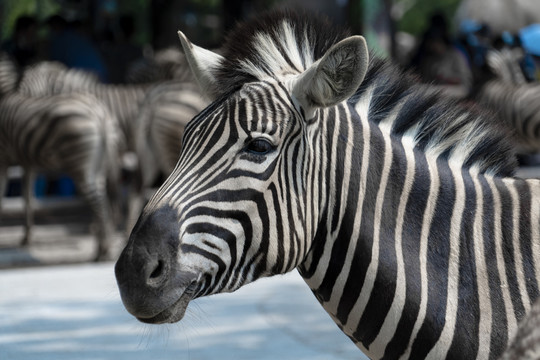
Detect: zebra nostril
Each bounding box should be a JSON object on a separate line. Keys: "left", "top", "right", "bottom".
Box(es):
{"left": 149, "top": 260, "right": 165, "bottom": 280}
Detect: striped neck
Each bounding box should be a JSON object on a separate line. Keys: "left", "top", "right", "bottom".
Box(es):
{"left": 298, "top": 99, "right": 540, "bottom": 359}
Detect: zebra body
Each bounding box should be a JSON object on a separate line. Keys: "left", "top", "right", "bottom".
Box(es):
{"left": 18, "top": 61, "right": 163, "bottom": 230}
{"left": 18, "top": 62, "right": 151, "bottom": 153}
{"left": 0, "top": 92, "right": 119, "bottom": 259}
{"left": 115, "top": 11, "right": 540, "bottom": 359}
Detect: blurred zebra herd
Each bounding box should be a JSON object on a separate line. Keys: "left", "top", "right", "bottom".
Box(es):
{"left": 0, "top": 39, "right": 538, "bottom": 262}
{"left": 0, "top": 48, "right": 207, "bottom": 260}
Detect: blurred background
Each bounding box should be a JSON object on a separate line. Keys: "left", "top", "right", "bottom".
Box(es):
{"left": 2, "top": 0, "right": 539, "bottom": 89}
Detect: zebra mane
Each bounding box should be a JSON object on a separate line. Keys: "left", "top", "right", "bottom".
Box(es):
{"left": 357, "top": 58, "right": 518, "bottom": 176}
{"left": 215, "top": 9, "right": 349, "bottom": 93}
{"left": 216, "top": 10, "right": 517, "bottom": 177}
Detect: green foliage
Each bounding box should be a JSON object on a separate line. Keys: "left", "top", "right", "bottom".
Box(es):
{"left": 117, "top": 0, "right": 151, "bottom": 45}
{"left": 397, "top": 0, "right": 461, "bottom": 36}
{"left": 1, "top": 0, "right": 60, "bottom": 41}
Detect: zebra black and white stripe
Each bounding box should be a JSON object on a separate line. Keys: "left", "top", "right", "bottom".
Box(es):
{"left": 0, "top": 92, "right": 119, "bottom": 260}
{"left": 115, "top": 11, "right": 540, "bottom": 359}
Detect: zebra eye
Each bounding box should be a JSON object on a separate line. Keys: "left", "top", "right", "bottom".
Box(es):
{"left": 245, "top": 138, "right": 274, "bottom": 155}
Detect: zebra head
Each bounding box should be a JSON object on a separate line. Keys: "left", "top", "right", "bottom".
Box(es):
{"left": 115, "top": 15, "right": 369, "bottom": 324}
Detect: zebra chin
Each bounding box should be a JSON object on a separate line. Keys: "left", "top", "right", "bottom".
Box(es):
{"left": 134, "top": 280, "right": 198, "bottom": 324}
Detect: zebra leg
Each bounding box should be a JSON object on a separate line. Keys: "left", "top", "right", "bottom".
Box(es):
{"left": 0, "top": 165, "right": 6, "bottom": 223}
{"left": 76, "top": 175, "right": 115, "bottom": 261}
{"left": 21, "top": 168, "right": 35, "bottom": 247}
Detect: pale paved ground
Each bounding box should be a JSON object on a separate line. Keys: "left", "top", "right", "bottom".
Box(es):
{"left": 0, "top": 263, "right": 365, "bottom": 360}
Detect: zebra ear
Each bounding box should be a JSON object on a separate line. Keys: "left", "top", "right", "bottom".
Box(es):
{"left": 291, "top": 35, "right": 369, "bottom": 118}
{"left": 178, "top": 31, "right": 224, "bottom": 99}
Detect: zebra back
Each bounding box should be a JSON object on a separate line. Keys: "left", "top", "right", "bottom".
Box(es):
{"left": 18, "top": 61, "right": 100, "bottom": 95}
{"left": 18, "top": 61, "right": 152, "bottom": 152}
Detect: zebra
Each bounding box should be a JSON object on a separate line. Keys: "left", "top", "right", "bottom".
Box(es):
{"left": 477, "top": 81, "right": 540, "bottom": 154}
{"left": 0, "top": 91, "right": 119, "bottom": 260}
{"left": 115, "top": 11, "right": 540, "bottom": 359}
{"left": 135, "top": 80, "right": 208, "bottom": 186}
{"left": 477, "top": 49, "right": 540, "bottom": 155}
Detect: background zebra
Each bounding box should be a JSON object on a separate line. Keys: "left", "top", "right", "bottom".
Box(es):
{"left": 16, "top": 60, "right": 186, "bottom": 230}
{"left": 0, "top": 53, "right": 20, "bottom": 95}
{"left": 0, "top": 91, "right": 119, "bottom": 260}
{"left": 118, "top": 80, "right": 208, "bottom": 232}
{"left": 476, "top": 49, "right": 540, "bottom": 155}
{"left": 115, "top": 10, "right": 540, "bottom": 359}
{"left": 135, "top": 80, "right": 207, "bottom": 186}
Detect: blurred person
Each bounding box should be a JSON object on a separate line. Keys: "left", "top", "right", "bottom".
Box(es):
{"left": 1, "top": 15, "right": 40, "bottom": 67}
{"left": 100, "top": 14, "right": 144, "bottom": 84}
{"left": 45, "top": 14, "right": 108, "bottom": 82}
{"left": 410, "top": 12, "right": 473, "bottom": 98}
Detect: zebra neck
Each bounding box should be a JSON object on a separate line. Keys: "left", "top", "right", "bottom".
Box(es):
{"left": 298, "top": 105, "right": 540, "bottom": 358}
